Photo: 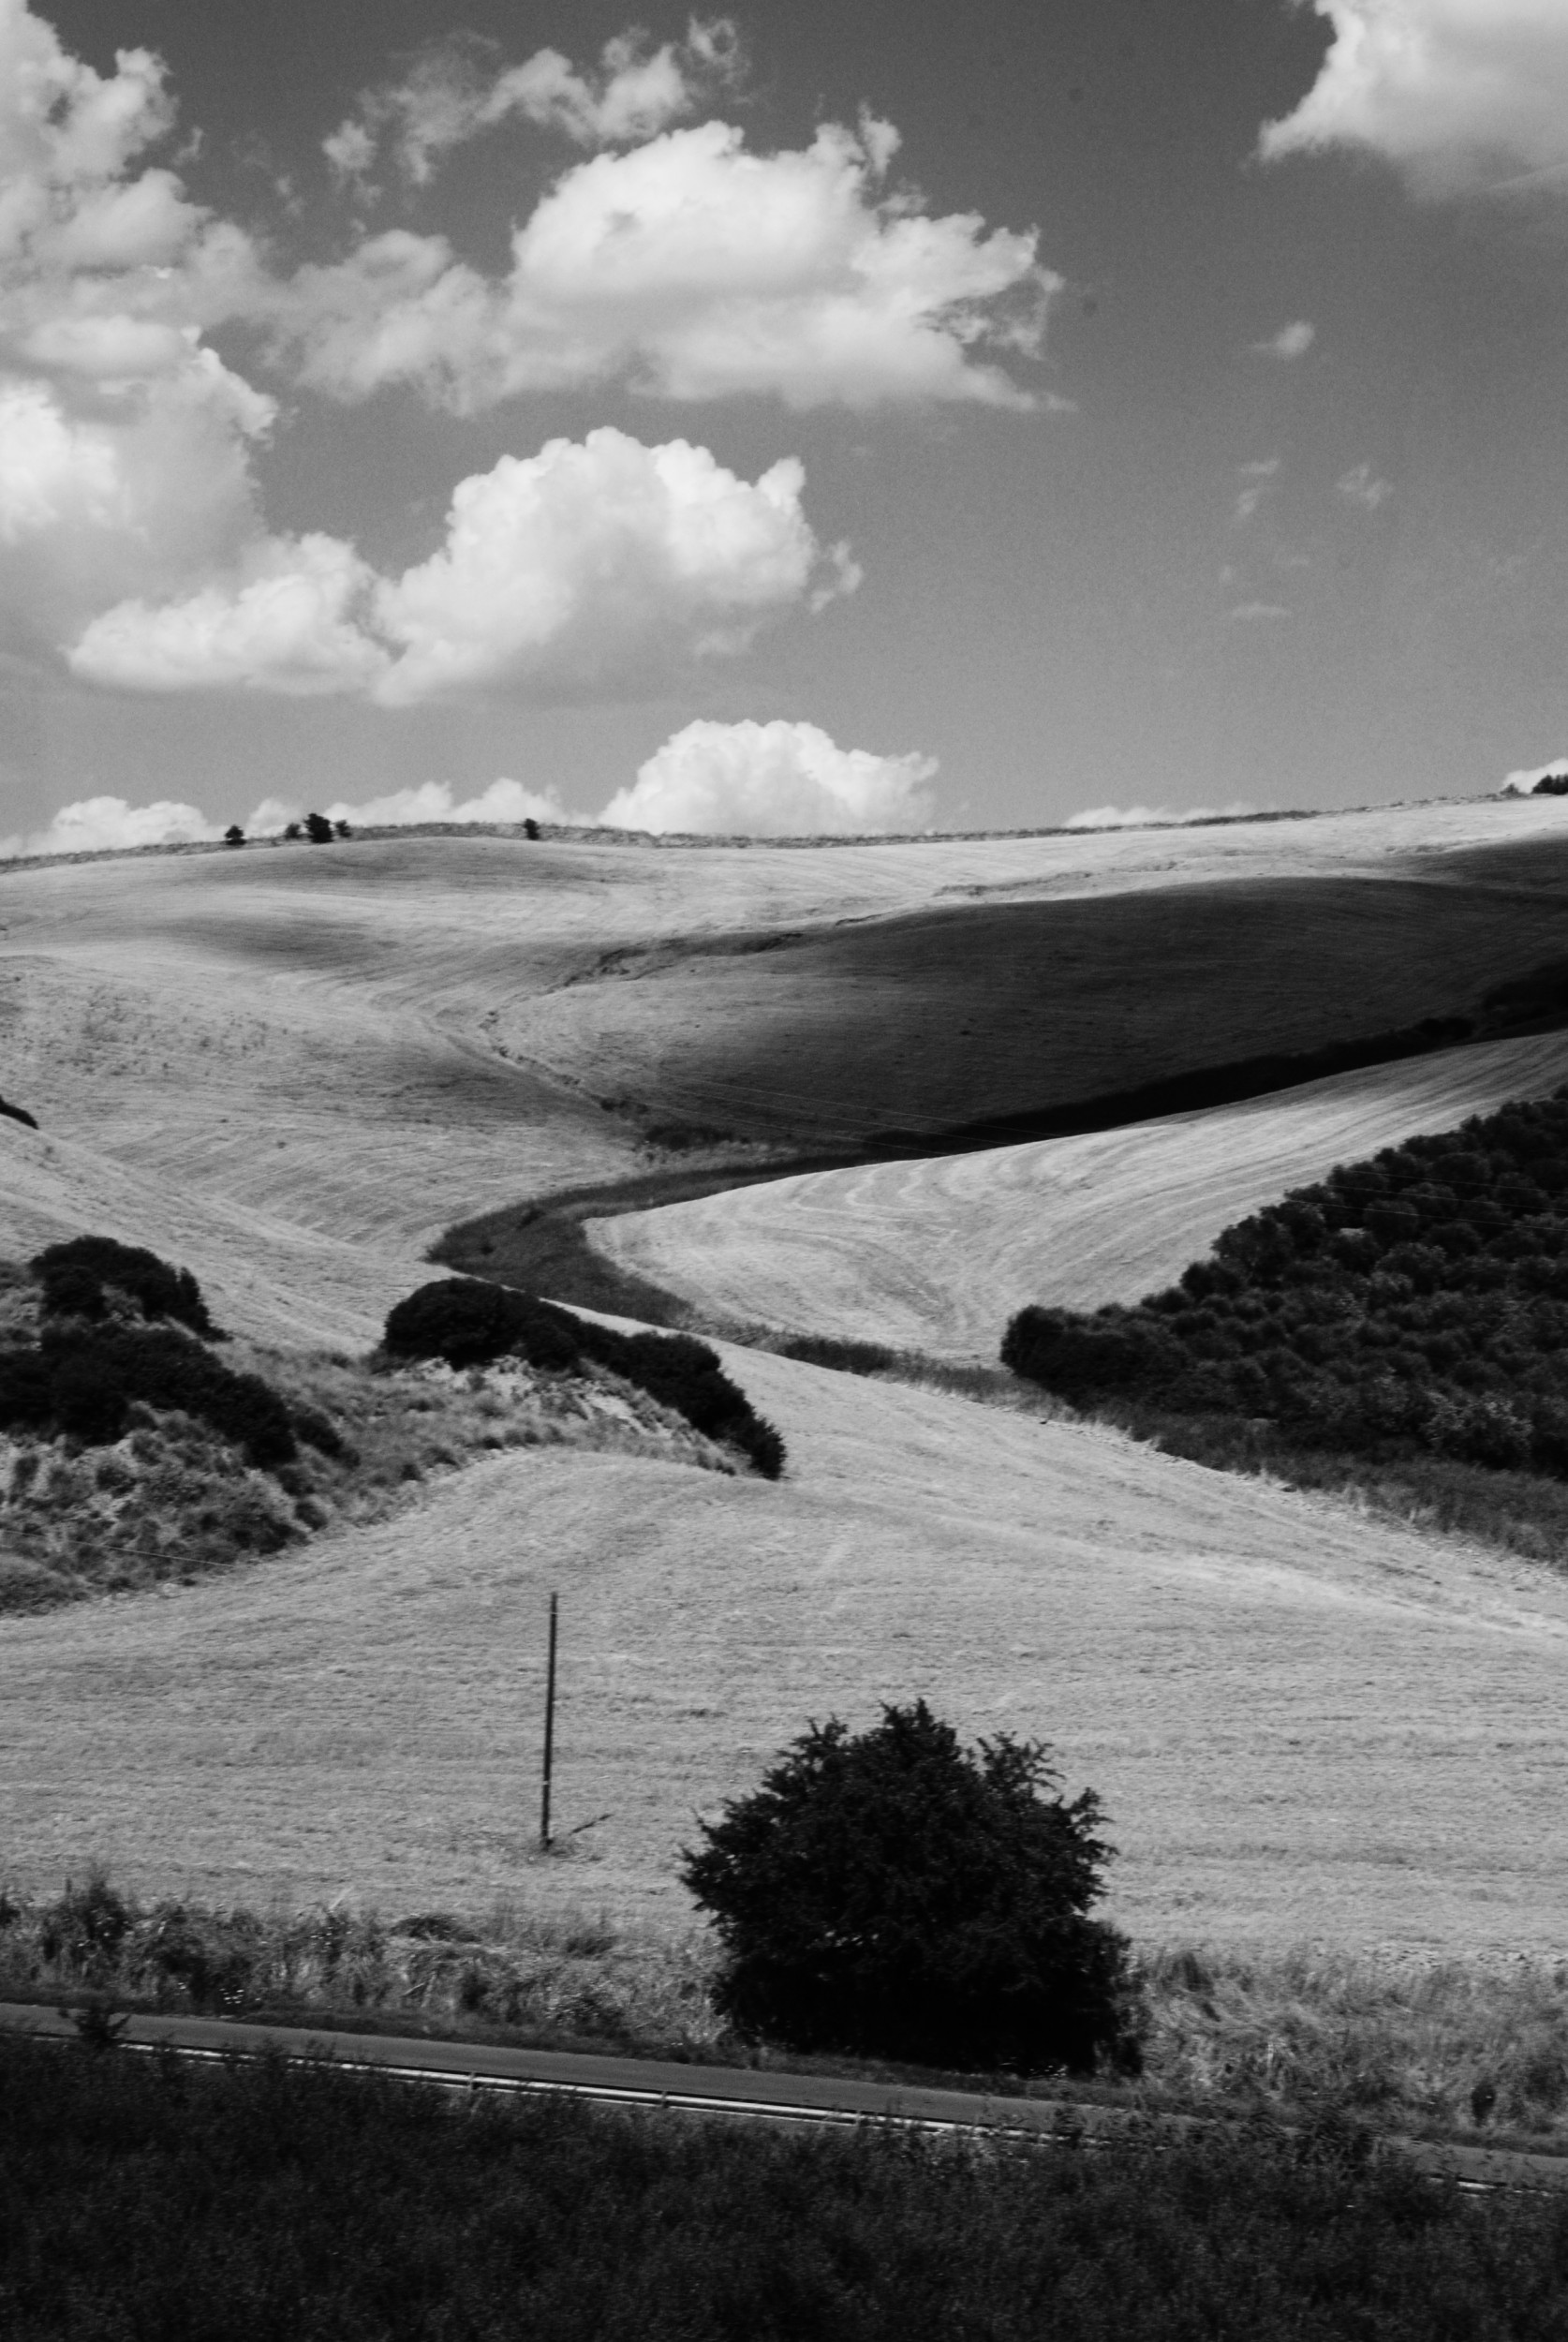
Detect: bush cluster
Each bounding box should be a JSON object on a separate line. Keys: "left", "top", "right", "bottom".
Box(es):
{"left": 383, "top": 1278, "right": 785, "bottom": 1477}
{"left": 682, "top": 1701, "right": 1140, "bottom": 2077}
{"left": 0, "top": 1323, "right": 297, "bottom": 1463}
{"left": 0, "top": 1239, "right": 308, "bottom": 1467}
{"left": 34, "top": 1235, "right": 217, "bottom": 1337}
{"left": 1004, "top": 1085, "right": 1568, "bottom": 1475}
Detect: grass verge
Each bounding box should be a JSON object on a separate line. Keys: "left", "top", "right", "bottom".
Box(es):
{"left": 7, "top": 1877, "right": 1568, "bottom": 2152}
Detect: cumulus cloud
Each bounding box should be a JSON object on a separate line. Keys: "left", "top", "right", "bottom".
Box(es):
{"left": 1260, "top": 1, "right": 1568, "bottom": 196}
{"left": 599, "top": 719, "right": 938, "bottom": 836}
{"left": 279, "top": 116, "right": 1056, "bottom": 412}
{"left": 67, "top": 428, "right": 848, "bottom": 703}
{"left": 1338, "top": 460, "right": 1394, "bottom": 509}
{"left": 247, "top": 777, "right": 580, "bottom": 833}
{"left": 0, "top": 793, "right": 223, "bottom": 859}
{"left": 1064, "top": 801, "right": 1259, "bottom": 830}
{"left": 327, "top": 21, "right": 743, "bottom": 185}
{"left": 72, "top": 532, "right": 384, "bottom": 695}
{"left": 1253, "top": 319, "right": 1316, "bottom": 359}
{"left": 1502, "top": 756, "right": 1568, "bottom": 794}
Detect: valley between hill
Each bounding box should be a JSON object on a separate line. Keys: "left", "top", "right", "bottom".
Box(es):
{"left": 5, "top": 795, "right": 1568, "bottom": 1955}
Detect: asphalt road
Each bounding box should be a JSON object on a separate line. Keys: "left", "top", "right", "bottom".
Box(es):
{"left": 5, "top": 2000, "right": 1567, "bottom": 2196}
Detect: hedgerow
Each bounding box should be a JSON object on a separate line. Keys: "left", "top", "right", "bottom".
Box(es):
{"left": 1003, "top": 1082, "right": 1568, "bottom": 1476}
{"left": 383, "top": 1279, "right": 786, "bottom": 1477}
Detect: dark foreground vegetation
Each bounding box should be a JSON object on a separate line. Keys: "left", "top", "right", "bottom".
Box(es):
{"left": 1005, "top": 1083, "right": 1568, "bottom": 1550}
{"left": 384, "top": 1278, "right": 785, "bottom": 1477}
{"left": 4, "top": 2038, "right": 1567, "bottom": 2342}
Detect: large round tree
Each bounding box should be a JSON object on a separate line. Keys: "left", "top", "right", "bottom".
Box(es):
{"left": 681, "top": 1700, "right": 1142, "bottom": 2076}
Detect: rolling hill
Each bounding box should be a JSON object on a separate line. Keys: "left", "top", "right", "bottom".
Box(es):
{"left": 594, "top": 1032, "right": 1568, "bottom": 1356}
{"left": 7, "top": 794, "right": 1568, "bottom": 1958}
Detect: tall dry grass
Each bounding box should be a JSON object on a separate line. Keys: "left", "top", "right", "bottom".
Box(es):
{"left": 7, "top": 1874, "right": 1565, "bottom": 2148}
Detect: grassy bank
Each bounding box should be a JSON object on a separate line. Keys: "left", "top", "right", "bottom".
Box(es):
{"left": 7, "top": 1877, "right": 1568, "bottom": 2151}
{"left": 5, "top": 2034, "right": 1567, "bottom": 2340}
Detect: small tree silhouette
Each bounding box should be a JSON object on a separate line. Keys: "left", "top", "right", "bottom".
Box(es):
{"left": 682, "top": 1700, "right": 1142, "bottom": 2075}
{"left": 524, "top": 817, "right": 540, "bottom": 840}
{"left": 283, "top": 822, "right": 302, "bottom": 840}
{"left": 223, "top": 823, "right": 244, "bottom": 847}
{"left": 304, "top": 811, "right": 334, "bottom": 844}
{"left": 334, "top": 819, "right": 351, "bottom": 838}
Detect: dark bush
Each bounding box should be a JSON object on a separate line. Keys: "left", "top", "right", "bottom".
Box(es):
{"left": 682, "top": 1700, "right": 1141, "bottom": 2076}
{"left": 381, "top": 1280, "right": 785, "bottom": 1475}
{"left": 0, "top": 1346, "right": 54, "bottom": 1429}
{"left": 0, "top": 1323, "right": 297, "bottom": 1466}
{"left": 34, "top": 1236, "right": 216, "bottom": 1338}
{"left": 38, "top": 1875, "right": 131, "bottom": 1976}
{"left": 223, "top": 823, "right": 244, "bottom": 846}
{"left": 304, "top": 810, "right": 334, "bottom": 844}
{"left": 384, "top": 1278, "right": 542, "bottom": 1369}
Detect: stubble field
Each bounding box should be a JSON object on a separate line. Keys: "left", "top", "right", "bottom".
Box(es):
{"left": 5, "top": 793, "right": 1568, "bottom": 1957}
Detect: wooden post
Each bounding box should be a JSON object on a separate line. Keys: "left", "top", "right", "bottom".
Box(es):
{"left": 540, "top": 1592, "right": 558, "bottom": 1852}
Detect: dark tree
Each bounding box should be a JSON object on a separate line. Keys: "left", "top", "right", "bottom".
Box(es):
{"left": 524, "top": 818, "right": 540, "bottom": 840}
{"left": 333, "top": 819, "right": 351, "bottom": 839}
{"left": 682, "top": 1700, "right": 1141, "bottom": 2075}
{"left": 304, "top": 811, "right": 334, "bottom": 844}
{"left": 283, "top": 822, "right": 302, "bottom": 840}
{"left": 223, "top": 824, "right": 244, "bottom": 847}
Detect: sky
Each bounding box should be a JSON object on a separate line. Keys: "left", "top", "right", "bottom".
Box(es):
{"left": 4, "top": 0, "right": 1568, "bottom": 848}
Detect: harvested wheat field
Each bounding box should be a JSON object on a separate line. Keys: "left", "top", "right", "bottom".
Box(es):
{"left": 0, "top": 793, "right": 1566, "bottom": 1306}
{"left": 7, "top": 1336, "right": 1568, "bottom": 1955}
{"left": 597, "top": 1031, "right": 1568, "bottom": 1357}
{"left": 7, "top": 796, "right": 1568, "bottom": 1958}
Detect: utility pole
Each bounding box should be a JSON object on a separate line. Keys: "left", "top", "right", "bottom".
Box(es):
{"left": 540, "top": 1592, "right": 558, "bottom": 1853}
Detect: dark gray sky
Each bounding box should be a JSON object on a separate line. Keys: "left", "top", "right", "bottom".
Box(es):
{"left": 5, "top": 0, "right": 1568, "bottom": 843}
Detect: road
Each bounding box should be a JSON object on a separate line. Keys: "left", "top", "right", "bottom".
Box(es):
{"left": 5, "top": 2000, "right": 1566, "bottom": 2196}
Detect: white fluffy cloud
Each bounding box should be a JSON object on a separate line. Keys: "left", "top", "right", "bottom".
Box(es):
{"left": 248, "top": 778, "right": 580, "bottom": 833}
{"left": 327, "top": 22, "right": 743, "bottom": 184}
{"left": 1502, "top": 757, "right": 1568, "bottom": 794}
{"left": 1064, "top": 801, "right": 1259, "bottom": 830}
{"left": 71, "top": 532, "right": 384, "bottom": 695}
{"left": 280, "top": 117, "right": 1055, "bottom": 412}
{"left": 0, "top": 793, "right": 223, "bottom": 859}
{"left": 1261, "top": 1, "right": 1568, "bottom": 194}
{"left": 1253, "top": 319, "right": 1315, "bottom": 359}
{"left": 599, "top": 719, "right": 937, "bottom": 836}
{"left": 67, "top": 428, "right": 849, "bottom": 703}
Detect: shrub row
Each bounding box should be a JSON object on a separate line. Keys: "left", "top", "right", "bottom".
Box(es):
{"left": 1003, "top": 1083, "right": 1568, "bottom": 1475}
{"left": 382, "top": 1279, "right": 786, "bottom": 1477}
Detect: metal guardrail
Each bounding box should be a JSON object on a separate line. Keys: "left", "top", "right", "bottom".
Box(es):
{"left": 6, "top": 2000, "right": 1567, "bottom": 2196}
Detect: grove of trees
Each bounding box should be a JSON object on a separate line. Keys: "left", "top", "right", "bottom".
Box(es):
{"left": 1004, "top": 1084, "right": 1568, "bottom": 1475}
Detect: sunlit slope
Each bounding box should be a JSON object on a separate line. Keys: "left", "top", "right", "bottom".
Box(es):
{"left": 596, "top": 1034, "right": 1568, "bottom": 1357}
{"left": 6, "top": 1341, "right": 1568, "bottom": 1955}
{"left": 0, "top": 794, "right": 1565, "bottom": 1327}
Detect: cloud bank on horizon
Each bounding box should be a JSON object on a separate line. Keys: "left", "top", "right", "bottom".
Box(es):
{"left": 0, "top": 718, "right": 939, "bottom": 855}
